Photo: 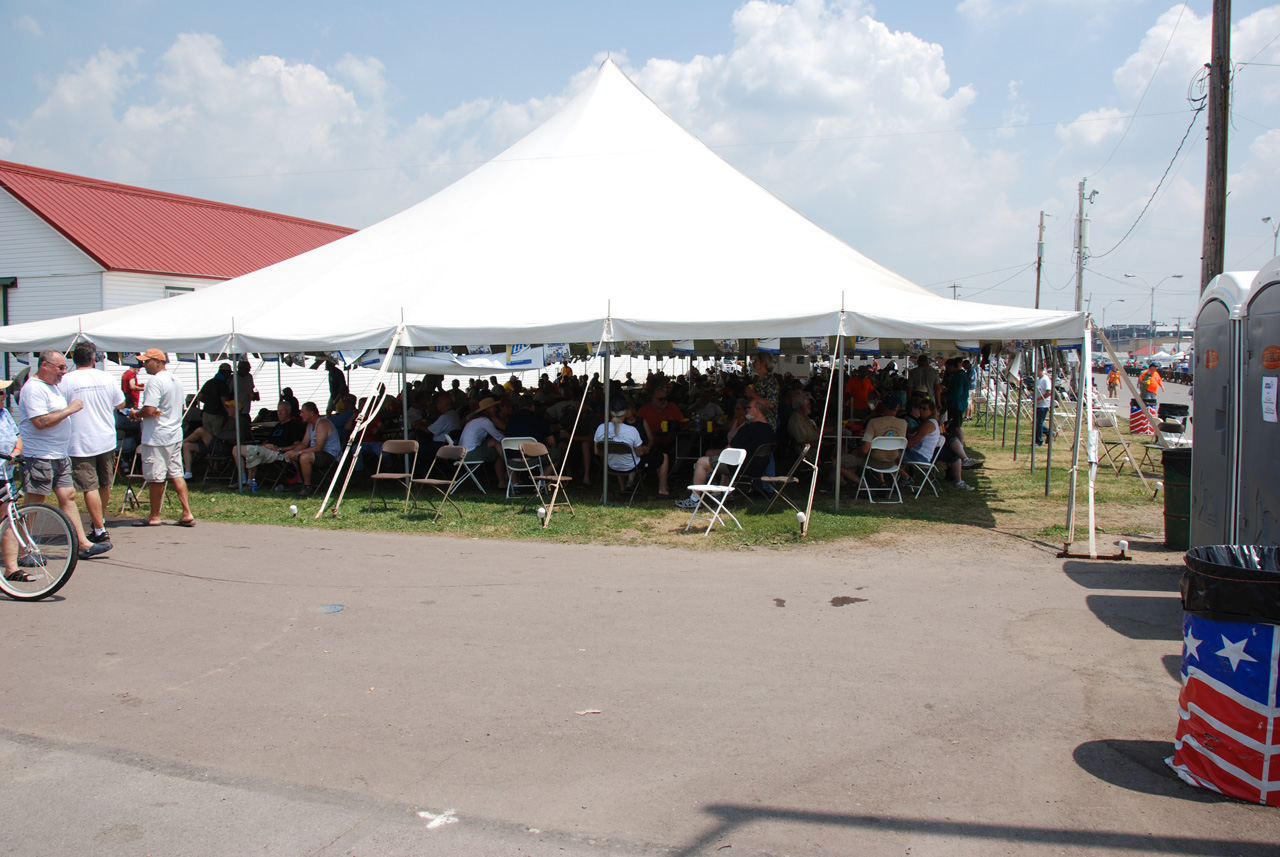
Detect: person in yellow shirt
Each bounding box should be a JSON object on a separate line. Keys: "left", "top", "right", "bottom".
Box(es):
{"left": 1107, "top": 367, "right": 1120, "bottom": 398}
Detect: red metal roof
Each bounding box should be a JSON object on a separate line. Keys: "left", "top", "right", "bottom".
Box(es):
{"left": 0, "top": 159, "right": 356, "bottom": 280}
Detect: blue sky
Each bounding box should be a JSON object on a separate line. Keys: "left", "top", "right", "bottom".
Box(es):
{"left": 3, "top": 0, "right": 1278, "bottom": 330}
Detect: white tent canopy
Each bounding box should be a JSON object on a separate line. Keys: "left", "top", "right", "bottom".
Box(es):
{"left": 0, "top": 60, "right": 1083, "bottom": 355}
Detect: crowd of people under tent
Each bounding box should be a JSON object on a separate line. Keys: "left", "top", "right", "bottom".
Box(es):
{"left": 0, "top": 346, "right": 1012, "bottom": 548}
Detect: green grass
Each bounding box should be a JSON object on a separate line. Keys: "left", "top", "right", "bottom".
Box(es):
{"left": 122, "top": 415, "right": 1167, "bottom": 549}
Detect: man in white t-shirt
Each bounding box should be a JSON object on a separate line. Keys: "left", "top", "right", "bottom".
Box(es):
{"left": 18, "top": 349, "right": 111, "bottom": 559}
{"left": 59, "top": 340, "right": 126, "bottom": 544}
{"left": 132, "top": 348, "right": 195, "bottom": 527}
{"left": 1034, "top": 365, "right": 1053, "bottom": 446}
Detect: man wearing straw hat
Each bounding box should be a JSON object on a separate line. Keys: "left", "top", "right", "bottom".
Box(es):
{"left": 131, "top": 348, "right": 195, "bottom": 527}
{"left": 459, "top": 396, "right": 506, "bottom": 488}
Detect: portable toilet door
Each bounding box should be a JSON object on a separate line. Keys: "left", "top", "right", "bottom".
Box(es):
{"left": 1237, "top": 258, "right": 1280, "bottom": 545}
{"left": 1190, "top": 271, "right": 1253, "bottom": 548}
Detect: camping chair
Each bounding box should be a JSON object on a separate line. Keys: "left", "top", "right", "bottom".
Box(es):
{"left": 409, "top": 445, "right": 467, "bottom": 522}
{"left": 502, "top": 436, "right": 540, "bottom": 499}
{"left": 905, "top": 441, "right": 944, "bottom": 500}
{"left": 599, "top": 439, "right": 644, "bottom": 505}
{"left": 367, "top": 439, "right": 418, "bottom": 511}
{"left": 683, "top": 447, "right": 747, "bottom": 536}
{"left": 855, "top": 436, "right": 908, "bottom": 504}
{"left": 762, "top": 443, "right": 813, "bottom": 514}
{"left": 520, "top": 441, "right": 574, "bottom": 527}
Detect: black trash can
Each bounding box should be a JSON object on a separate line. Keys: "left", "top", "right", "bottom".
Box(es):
{"left": 1162, "top": 447, "right": 1192, "bottom": 550}
{"left": 1169, "top": 546, "right": 1280, "bottom": 805}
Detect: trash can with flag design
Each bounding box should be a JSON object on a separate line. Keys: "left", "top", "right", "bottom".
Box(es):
{"left": 1129, "top": 398, "right": 1154, "bottom": 435}
{"left": 1169, "top": 545, "right": 1280, "bottom": 805}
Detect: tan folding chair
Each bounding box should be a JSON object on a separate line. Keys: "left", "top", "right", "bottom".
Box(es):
{"left": 368, "top": 439, "right": 418, "bottom": 511}
{"left": 855, "top": 436, "right": 908, "bottom": 504}
{"left": 409, "top": 445, "right": 466, "bottom": 522}
{"left": 684, "top": 447, "right": 747, "bottom": 535}
{"left": 762, "top": 443, "right": 812, "bottom": 513}
{"left": 520, "top": 441, "right": 574, "bottom": 527}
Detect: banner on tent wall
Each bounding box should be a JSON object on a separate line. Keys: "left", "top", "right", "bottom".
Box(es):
{"left": 467, "top": 345, "right": 492, "bottom": 355}
{"left": 544, "top": 343, "right": 571, "bottom": 363}
{"left": 430, "top": 345, "right": 452, "bottom": 353}
{"left": 904, "top": 339, "right": 930, "bottom": 355}
{"left": 755, "top": 338, "right": 781, "bottom": 354}
{"left": 956, "top": 341, "right": 981, "bottom": 353}
{"left": 506, "top": 344, "right": 536, "bottom": 366}
{"left": 801, "top": 337, "right": 828, "bottom": 355}
{"left": 177, "top": 354, "right": 198, "bottom": 363}
{"left": 671, "top": 340, "right": 696, "bottom": 355}
{"left": 851, "top": 337, "right": 880, "bottom": 354}
{"left": 587, "top": 343, "right": 619, "bottom": 357}
{"left": 715, "top": 339, "right": 737, "bottom": 355}
{"left": 623, "top": 341, "right": 650, "bottom": 355}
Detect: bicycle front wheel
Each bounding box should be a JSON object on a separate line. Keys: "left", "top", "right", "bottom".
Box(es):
{"left": 0, "top": 503, "right": 78, "bottom": 601}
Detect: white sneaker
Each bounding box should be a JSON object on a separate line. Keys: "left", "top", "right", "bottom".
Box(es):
{"left": 955, "top": 480, "right": 975, "bottom": 492}
{"left": 675, "top": 496, "right": 700, "bottom": 509}
{"left": 183, "top": 471, "right": 193, "bottom": 480}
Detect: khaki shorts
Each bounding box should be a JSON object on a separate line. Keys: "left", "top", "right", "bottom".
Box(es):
{"left": 242, "top": 445, "right": 285, "bottom": 470}
{"left": 21, "top": 458, "right": 73, "bottom": 496}
{"left": 72, "top": 451, "right": 116, "bottom": 492}
{"left": 140, "top": 443, "right": 183, "bottom": 483}
{"left": 202, "top": 412, "right": 227, "bottom": 436}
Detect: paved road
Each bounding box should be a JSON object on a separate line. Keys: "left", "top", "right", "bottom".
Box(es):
{"left": 2, "top": 522, "right": 1275, "bottom": 856}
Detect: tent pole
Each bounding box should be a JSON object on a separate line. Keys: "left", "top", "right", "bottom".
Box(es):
{"left": 602, "top": 348, "right": 610, "bottom": 507}
{"left": 1029, "top": 347, "right": 1039, "bottom": 472}
{"left": 1065, "top": 327, "right": 1088, "bottom": 540}
{"left": 1045, "top": 345, "right": 1059, "bottom": 497}
{"left": 991, "top": 356, "right": 999, "bottom": 442}
{"left": 317, "top": 326, "right": 404, "bottom": 518}
{"left": 231, "top": 322, "right": 243, "bottom": 495}
{"left": 1014, "top": 351, "right": 1025, "bottom": 463}
{"left": 401, "top": 345, "right": 410, "bottom": 478}
{"left": 801, "top": 325, "right": 842, "bottom": 538}
{"left": 833, "top": 337, "right": 845, "bottom": 512}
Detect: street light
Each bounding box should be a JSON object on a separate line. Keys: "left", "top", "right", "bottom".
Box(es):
{"left": 1101, "top": 298, "right": 1124, "bottom": 329}
{"left": 1265, "top": 216, "right": 1279, "bottom": 257}
{"left": 1124, "top": 273, "right": 1184, "bottom": 357}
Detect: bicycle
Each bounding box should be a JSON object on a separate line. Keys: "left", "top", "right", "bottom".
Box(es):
{"left": 0, "top": 454, "right": 78, "bottom": 601}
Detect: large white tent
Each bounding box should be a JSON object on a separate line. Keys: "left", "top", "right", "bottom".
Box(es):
{"left": 0, "top": 60, "right": 1083, "bottom": 356}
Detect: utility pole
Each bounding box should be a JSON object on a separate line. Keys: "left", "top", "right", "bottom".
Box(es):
{"left": 1074, "top": 180, "right": 1096, "bottom": 312}
{"left": 1200, "top": 0, "right": 1231, "bottom": 292}
{"left": 951, "top": 282, "right": 960, "bottom": 300}
{"left": 1035, "top": 210, "right": 1045, "bottom": 309}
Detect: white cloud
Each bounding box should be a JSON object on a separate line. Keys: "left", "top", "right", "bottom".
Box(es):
{"left": 1055, "top": 106, "right": 1128, "bottom": 147}
{"left": 15, "top": 14, "right": 41, "bottom": 37}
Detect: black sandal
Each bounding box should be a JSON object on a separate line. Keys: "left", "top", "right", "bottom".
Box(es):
{"left": 5, "top": 570, "right": 35, "bottom": 582}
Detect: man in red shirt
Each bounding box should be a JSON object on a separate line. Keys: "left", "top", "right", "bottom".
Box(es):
{"left": 121, "top": 364, "right": 143, "bottom": 408}
{"left": 636, "top": 387, "right": 683, "bottom": 496}
{"left": 844, "top": 365, "right": 876, "bottom": 420}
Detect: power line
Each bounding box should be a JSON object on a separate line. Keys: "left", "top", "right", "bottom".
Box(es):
{"left": 1089, "top": 2, "right": 1190, "bottom": 179}
{"left": 1091, "top": 105, "right": 1205, "bottom": 259}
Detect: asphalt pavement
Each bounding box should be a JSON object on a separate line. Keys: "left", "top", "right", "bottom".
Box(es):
{"left": 1, "top": 510, "right": 1275, "bottom": 856}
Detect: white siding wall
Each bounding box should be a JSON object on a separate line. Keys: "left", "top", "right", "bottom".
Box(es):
{"left": 1, "top": 187, "right": 105, "bottom": 328}
{"left": 102, "top": 271, "right": 222, "bottom": 310}
{"left": 0, "top": 188, "right": 102, "bottom": 278}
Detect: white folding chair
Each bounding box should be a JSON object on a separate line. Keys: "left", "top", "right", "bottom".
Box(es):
{"left": 683, "top": 447, "right": 747, "bottom": 536}
{"left": 905, "top": 441, "right": 944, "bottom": 499}
{"left": 856, "top": 436, "right": 908, "bottom": 504}
{"left": 454, "top": 446, "right": 489, "bottom": 494}
{"left": 502, "top": 436, "right": 540, "bottom": 498}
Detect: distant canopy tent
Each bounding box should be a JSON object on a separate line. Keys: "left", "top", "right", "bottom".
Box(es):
{"left": 0, "top": 59, "right": 1082, "bottom": 357}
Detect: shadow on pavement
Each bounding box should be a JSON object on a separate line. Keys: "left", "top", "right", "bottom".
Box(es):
{"left": 674, "top": 796, "right": 1263, "bottom": 857}
{"left": 1062, "top": 559, "right": 1183, "bottom": 591}
{"left": 1072, "top": 739, "right": 1227, "bottom": 804}
{"left": 1084, "top": 593, "right": 1182, "bottom": 641}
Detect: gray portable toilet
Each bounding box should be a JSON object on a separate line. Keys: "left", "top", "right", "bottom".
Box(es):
{"left": 1236, "top": 257, "right": 1280, "bottom": 545}
{"left": 1190, "top": 270, "right": 1256, "bottom": 547}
